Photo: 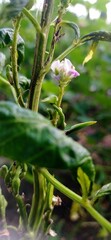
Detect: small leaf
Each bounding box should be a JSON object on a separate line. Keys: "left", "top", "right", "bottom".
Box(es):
{"left": 0, "top": 101, "right": 95, "bottom": 183}
{"left": 61, "top": 21, "right": 80, "bottom": 40}
{"left": 19, "top": 76, "right": 30, "bottom": 90}
{"left": 83, "top": 41, "right": 98, "bottom": 65}
{"left": 0, "top": 75, "right": 17, "bottom": 102}
{"left": 93, "top": 183, "right": 111, "bottom": 203}
{"left": 77, "top": 167, "right": 91, "bottom": 198}
{"left": 41, "top": 95, "right": 58, "bottom": 105}
{"left": 0, "top": 28, "right": 24, "bottom": 65}
{"left": 66, "top": 121, "right": 97, "bottom": 135}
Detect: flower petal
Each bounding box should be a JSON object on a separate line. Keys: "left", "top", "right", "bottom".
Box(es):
{"left": 51, "top": 60, "right": 61, "bottom": 72}
{"left": 68, "top": 69, "right": 80, "bottom": 78}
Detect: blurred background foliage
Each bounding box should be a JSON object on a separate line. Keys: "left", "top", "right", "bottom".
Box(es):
{"left": 1, "top": 0, "right": 111, "bottom": 239}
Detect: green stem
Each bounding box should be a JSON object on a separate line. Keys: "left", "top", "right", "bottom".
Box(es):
{"left": 28, "top": 167, "right": 40, "bottom": 229}
{"left": 40, "top": 168, "right": 82, "bottom": 204}
{"left": 52, "top": 86, "right": 65, "bottom": 127}
{"left": 11, "top": 15, "right": 25, "bottom": 107}
{"left": 22, "top": 8, "right": 41, "bottom": 33}
{"left": 55, "top": 40, "right": 82, "bottom": 61}
{"left": 15, "top": 194, "right": 28, "bottom": 231}
{"left": 28, "top": 0, "right": 54, "bottom": 111}
{"left": 57, "top": 86, "right": 65, "bottom": 107}
{"left": 28, "top": 167, "right": 46, "bottom": 235}
{"left": 40, "top": 168, "right": 111, "bottom": 233}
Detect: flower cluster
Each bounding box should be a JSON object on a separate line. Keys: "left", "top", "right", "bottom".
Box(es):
{"left": 51, "top": 58, "right": 80, "bottom": 87}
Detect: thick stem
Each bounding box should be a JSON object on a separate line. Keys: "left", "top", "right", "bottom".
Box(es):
{"left": 28, "top": 0, "right": 54, "bottom": 111}
{"left": 40, "top": 168, "right": 111, "bottom": 233}
{"left": 11, "top": 15, "right": 25, "bottom": 107}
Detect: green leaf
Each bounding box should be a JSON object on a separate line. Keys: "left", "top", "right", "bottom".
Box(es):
{"left": 0, "top": 76, "right": 17, "bottom": 103}
{"left": 93, "top": 183, "right": 111, "bottom": 203}
{"left": 81, "top": 31, "right": 111, "bottom": 43}
{"left": 0, "top": 28, "right": 24, "bottom": 65}
{"left": 0, "top": 102, "right": 95, "bottom": 183}
{"left": 0, "top": 0, "right": 29, "bottom": 21}
{"left": 61, "top": 21, "right": 80, "bottom": 40}
{"left": 77, "top": 167, "right": 91, "bottom": 198}
{"left": 66, "top": 121, "right": 97, "bottom": 135}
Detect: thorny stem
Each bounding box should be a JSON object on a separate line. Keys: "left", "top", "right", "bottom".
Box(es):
{"left": 40, "top": 168, "right": 111, "bottom": 233}
{"left": 11, "top": 14, "right": 25, "bottom": 107}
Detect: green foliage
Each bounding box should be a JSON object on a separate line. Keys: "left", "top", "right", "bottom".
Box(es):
{"left": 0, "top": 101, "right": 95, "bottom": 183}
{"left": 0, "top": 0, "right": 29, "bottom": 21}
{"left": 77, "top": 167, "right": 91, "bottom": 199}
{"left": 0, "top": 28, "right": 24, "bottom": 65}
{"left": 0, "top": 0, "right": 111, "bottom": 238}
{"left": 0, "top": 75, "right": 17, "bottom": 102}
{"left": 93, "top": 183, "right": 111, "bottom": 203}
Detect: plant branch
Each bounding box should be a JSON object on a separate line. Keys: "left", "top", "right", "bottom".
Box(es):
{"left": 22, "top": 8, "right": 41, "bottom": 33}
{"left": 11, "top": 15, "right": 25, "bottom": 107}
{"left": 28, "top": 0, "right": 54, "bottom": 112}
{"left": 55, "top": 40, "right": 83, "bottom": 61}
{"left": 40, "top": 168, "right": 111, "bottom": 233}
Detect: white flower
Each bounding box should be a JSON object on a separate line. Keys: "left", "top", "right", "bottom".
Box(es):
{"left": 51, "top": 58, "right": 80, "bottom": 86}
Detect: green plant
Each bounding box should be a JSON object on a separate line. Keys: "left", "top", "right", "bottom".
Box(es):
{"left": 0, "top": 0, "right": 111, "bottom": 239}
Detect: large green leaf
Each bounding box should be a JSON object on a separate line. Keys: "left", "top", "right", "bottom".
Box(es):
{"left": 0, "top": 28, "right": 24, "bottom": 65}
{"left": 0, "top": 101, "right": 95, "bottom": 182}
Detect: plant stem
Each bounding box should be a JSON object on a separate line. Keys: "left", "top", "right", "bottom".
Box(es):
{"left": 11, "top": 15, "right": 25, "bottom": 107}
{"left": 55, "top": 40, "right": 82, "bottom": 61}
{"left": 28, "top": 167, "right": 40, "bottom": 229}
{"left": 28, "top": 0, "right": 54, "bottom": 111}
{"left": 40, "top": 168, "right": 111, "bottom": 233}
{"left": 86, "top": 203, "right": 111, "bottom": 233}
{"left": 22, "top": 8, "right": 41, "bottom": 33}
{"left": 52, "top": 86, "right": 65, "bottom": 127}
{"left": 28, "top": 167, "right": 46, "bottom": 236}
{"left": 57, "top": 86, "right": 65, "bottom": 107}
{"left": 15, "top": 194, "right": 28, "bottom": 231}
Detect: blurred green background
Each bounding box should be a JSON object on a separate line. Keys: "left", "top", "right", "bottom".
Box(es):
{"left": 0, "top": 0, "right": 111, "bottom": 239}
